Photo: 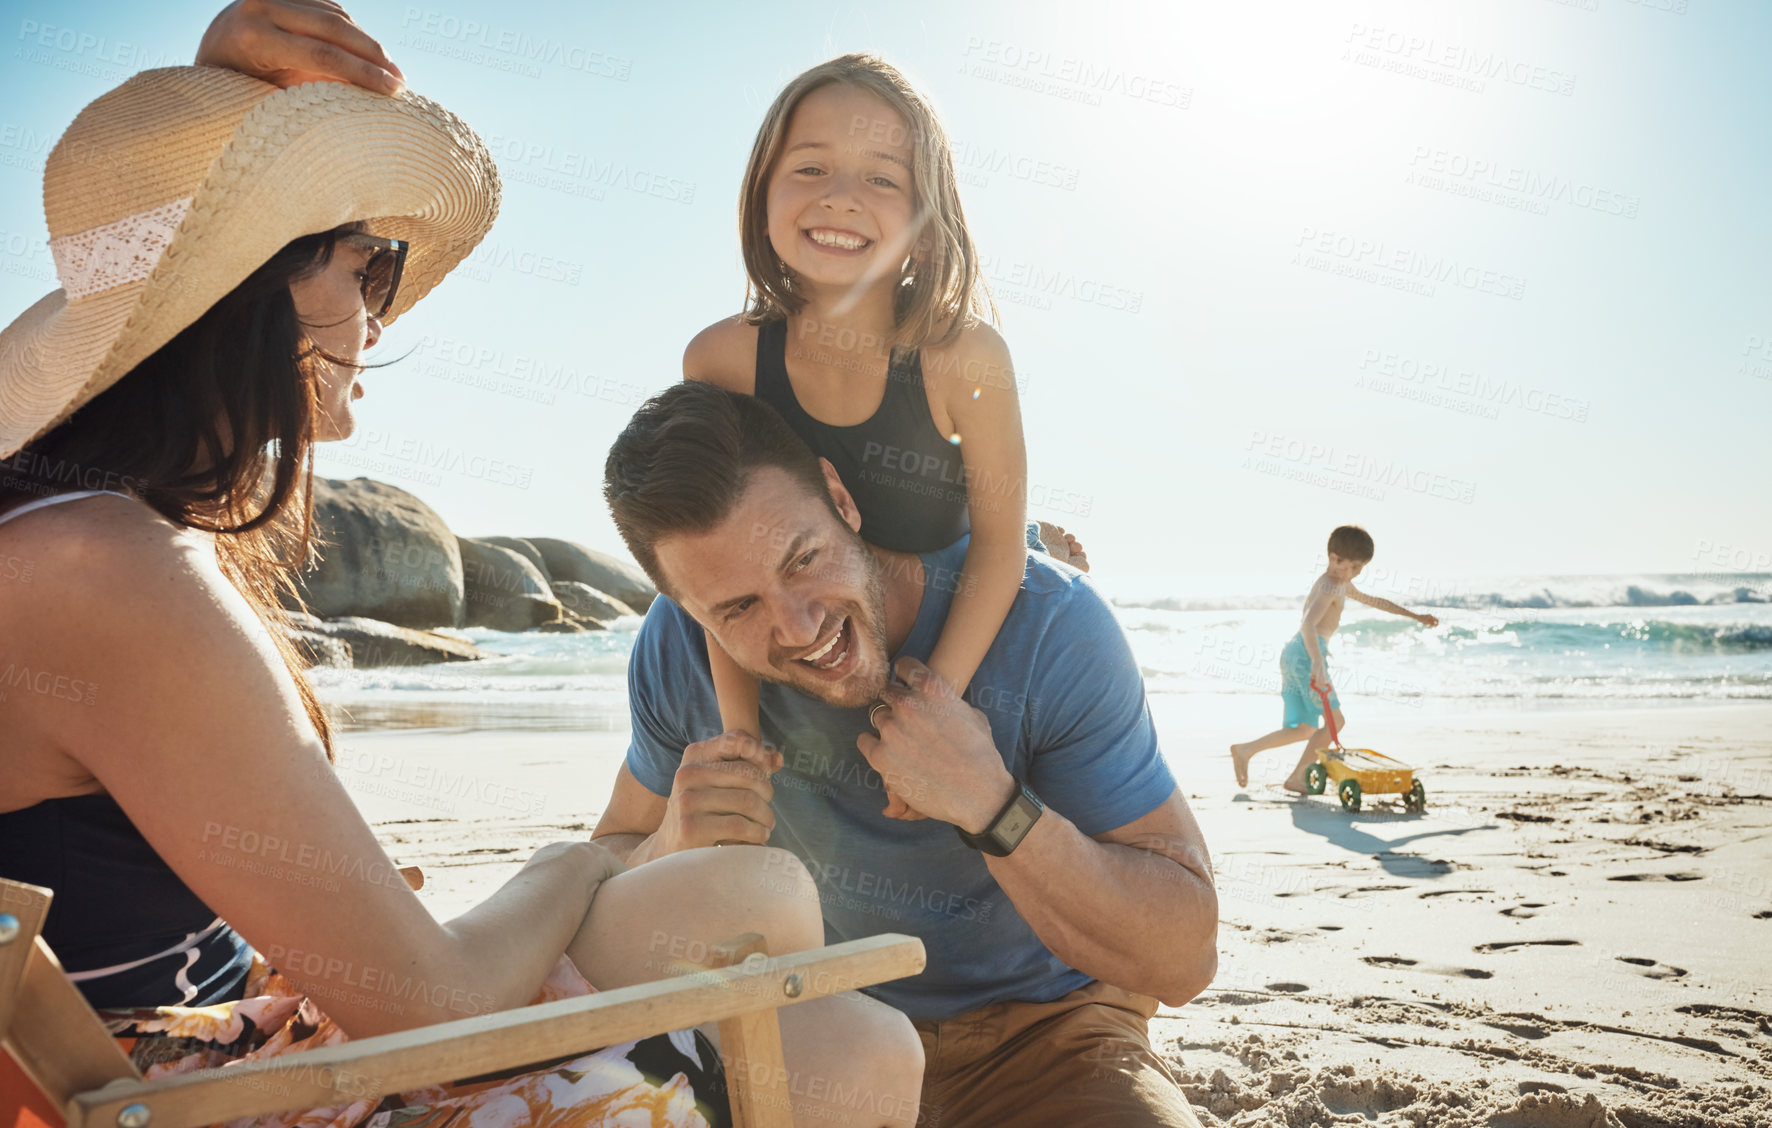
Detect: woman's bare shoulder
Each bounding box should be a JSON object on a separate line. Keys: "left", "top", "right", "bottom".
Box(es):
{"left": 0, "top": 495, "right": 211, "bottom": 602}
{"left": 683, "top": 314, "right": 759, "bottom": 394}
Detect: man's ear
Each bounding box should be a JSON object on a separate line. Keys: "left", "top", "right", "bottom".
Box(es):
{"left": 820, "top": 458, "right": 863, "bottom": 534}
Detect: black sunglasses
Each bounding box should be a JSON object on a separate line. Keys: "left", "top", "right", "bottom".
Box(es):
{"left": 340, "top": 233, "right": 409, "bottom": 320}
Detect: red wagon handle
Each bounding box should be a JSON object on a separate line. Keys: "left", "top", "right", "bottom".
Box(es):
{"left": 1312, "top": 681, "right": 1341, "bottom": 749}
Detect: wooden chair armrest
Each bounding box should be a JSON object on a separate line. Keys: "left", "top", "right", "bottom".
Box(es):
{"left": 65, "top": 934, "right": 926, "bottom": 1128}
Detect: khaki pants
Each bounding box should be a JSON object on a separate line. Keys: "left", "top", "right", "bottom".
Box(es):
{"left": 912, "top": 981, "right": 1202, "bottom": 1128}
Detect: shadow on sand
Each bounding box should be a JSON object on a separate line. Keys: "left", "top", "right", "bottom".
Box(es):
{"left": 1288, "top": 801, "right": 1499, "bottom": 877}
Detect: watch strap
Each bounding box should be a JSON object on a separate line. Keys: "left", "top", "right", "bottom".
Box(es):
{"left": 956, "top": 780, "right": 1043, "bottom": 856}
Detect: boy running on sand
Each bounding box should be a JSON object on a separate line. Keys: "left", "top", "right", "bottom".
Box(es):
{"left": 1231, "top": 526, "right": 1438, "bottom": 793}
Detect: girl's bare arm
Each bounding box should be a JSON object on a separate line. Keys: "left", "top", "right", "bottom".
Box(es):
{"left": 923, "top": 325, "right": 1028, "bottom": 698}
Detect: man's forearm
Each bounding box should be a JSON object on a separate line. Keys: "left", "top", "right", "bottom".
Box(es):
{"left": 985, "top": 805, "right": 1217, "bottom": 1006}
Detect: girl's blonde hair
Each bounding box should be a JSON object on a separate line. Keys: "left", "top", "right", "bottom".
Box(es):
{"left": 738, "top": 54, "right": 996, "bottom": 350}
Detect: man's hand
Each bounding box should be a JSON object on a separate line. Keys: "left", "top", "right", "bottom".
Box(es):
{"left": 859, "top": 657, "right": 1014, "bottom": 833}
{"left": 1416, "top": 613, "right": 1440, "bottom": 629}
{"left": 652, "top": 732, "right": 782, "bottom": 855}
{"left": 197, "top": 0, "right": 404, "bottom": 93}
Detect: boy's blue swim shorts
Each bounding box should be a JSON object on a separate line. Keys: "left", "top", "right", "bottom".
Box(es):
{"left": 1281, "top": 632, "right": 1339, "bottom": 729}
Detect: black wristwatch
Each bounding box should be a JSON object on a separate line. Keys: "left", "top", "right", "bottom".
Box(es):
{"left": 956, "top": 779, "right": 1044, "bottom": 857}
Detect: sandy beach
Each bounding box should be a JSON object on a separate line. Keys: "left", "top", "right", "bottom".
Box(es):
{"left": 330, "top": 699, "right": 1772, "bottom": 1126}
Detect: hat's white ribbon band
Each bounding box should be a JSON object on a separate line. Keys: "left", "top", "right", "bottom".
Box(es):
{"left": 49, "top": 196, "right": 193, "bottom": 300}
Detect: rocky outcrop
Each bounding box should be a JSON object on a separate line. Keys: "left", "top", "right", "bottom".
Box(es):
{"left": 290, "top": 625, "right": 352, "bottom": 669}
{"left": 528, "top": 538, "right": 657, "bottom": 612}
{"left": 551, "top": 581, "right": 634, "bottom": 623}
{"left": 477, "top": 536, "right": 551, "bottom": 579}
{"left": 289, "top": 612, "right": 486, "bottom": 667}
{"left": 289, "top": 477, "right": 653, "bottom": 655}
{"left": 458, "top": 537, "right": 561, "bottom": 631}
{"left": 301, "top": 478, "right": 463, "bottom": 629}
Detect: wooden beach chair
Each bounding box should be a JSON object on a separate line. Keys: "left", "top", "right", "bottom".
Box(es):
{"left": 0, "top": 876, "right": 925, "bottom": 1128}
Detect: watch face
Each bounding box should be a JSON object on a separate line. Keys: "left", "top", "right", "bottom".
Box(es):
{"left": 997, "top": 803, "right": 1037, "bottom": 844}
{"left": 994, "top": 790, "right": 1043, "bottom": 849}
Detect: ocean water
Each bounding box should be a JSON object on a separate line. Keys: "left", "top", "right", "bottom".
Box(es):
{"left": 311, "top": 573, "right": 1772, "bottom": 727}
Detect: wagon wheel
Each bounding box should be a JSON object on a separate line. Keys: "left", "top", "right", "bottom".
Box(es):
{"left": 1405, "top": 779, "right": 1427, "bottom": 813}
{"left": 1338, "top": 778, "right": 1362, "bottom": 812}
{"left": 1304, "top": 763, "right": 1327, "bottom": 795}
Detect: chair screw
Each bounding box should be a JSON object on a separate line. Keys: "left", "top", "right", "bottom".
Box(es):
{"left": 782, "top": 973, "right": 804, "bottom": 998}
{"left": 0, "top": 915, "right": 17, "bottom": 945}
{"left": 118, "top": 1104, "right": 151, "bottom": 1128}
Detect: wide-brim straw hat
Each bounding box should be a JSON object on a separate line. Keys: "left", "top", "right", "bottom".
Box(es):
{"left": 0, "top": 66, "right": 500, "bottom": 460}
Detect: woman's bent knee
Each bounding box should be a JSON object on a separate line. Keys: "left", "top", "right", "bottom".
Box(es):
{"left": 720, "top": 846, "right": 821, "bottom": 950}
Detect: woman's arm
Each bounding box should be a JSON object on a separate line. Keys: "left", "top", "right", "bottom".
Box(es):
{"left": 0, "top": 500, "right": 609, "bottom": 1037}
{"left": 923, "top": 325, "right": 1028, "bottom": 698}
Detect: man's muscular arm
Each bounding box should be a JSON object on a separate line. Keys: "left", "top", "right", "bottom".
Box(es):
{"left": 987, "top": 789, "right": 1217, "bottom": 1006}
{"left": 863, "top": 658, "right": 1218, "bottom": 1006}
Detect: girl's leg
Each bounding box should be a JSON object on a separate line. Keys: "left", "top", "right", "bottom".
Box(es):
{"left": 1231, "top": 725, "right": 1312, "bottom": 787}
{"left": 708, "top": 628, "right": 762, "bottom": 738}
{"left": 567, "top": 846, "right": 923, "bottom": 1127}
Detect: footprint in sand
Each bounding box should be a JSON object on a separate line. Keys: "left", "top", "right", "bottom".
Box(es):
{"left": 1484, "top": 1020, "right": 1551, "bottom": 1040}
{"left": 1338, "top": 884, "right": 1410, "bottom": 899}
{"left": 1616, "top": 956, "right": 1688, "bottom": 980}
{"left": 1362, "top": 955, "right": 1494, "bottom": 979}
{"left": 1473, "top": 939, "right": 1581, "bottom": 952}
{"left": 1606, "top": 872, "right": 1702, "bottom": 882}
{"left": 1754, "top": 910, "right": 1772, "bottom": 920}
{"left": 1419, "top": 888, "right": 1494, "bottom": 899}
{"left": 1266, "top": 982, "right": 1310, "bottom": 993}
{"left": 1500, "top": 902, "right": 1549, "bottom": 918}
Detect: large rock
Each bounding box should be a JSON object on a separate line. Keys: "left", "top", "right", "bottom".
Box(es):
{"left": 551, "top": 581, "right": 634, "bottom": 623}
{"left": 459, "top": 537, "right": 561, "bottom": 631}
{"left": 289, "top": 627, "right": 352, "bottom": 669}
{"left": 527, "top": 538, "right": 656, "bottom": 612}
{"left": 536, "top": 616, "right": 606, "bottom": 633}
{"left": 289, "top": 612, "right": 486, "bottom": 667}
{"left": 300, "top": 478, "right": 463, "bottom": 628}
{"left": 477, "top": 536, "right": 551, "bottom": 580}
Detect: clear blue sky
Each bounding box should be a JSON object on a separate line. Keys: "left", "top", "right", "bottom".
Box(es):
{"left": 3, "top": 0, "right": 1767, "bottom": 592}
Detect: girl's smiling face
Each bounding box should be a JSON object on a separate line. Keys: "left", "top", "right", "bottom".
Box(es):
{"left": 766, "top": 83, "right": 919, "bottom": 300}
{"left": 289, "top": 236, "right": 383, "bottom": 443}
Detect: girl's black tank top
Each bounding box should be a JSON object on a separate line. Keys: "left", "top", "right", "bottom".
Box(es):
{"left": 752, "top": 319, "right": 969, "bottom": 553}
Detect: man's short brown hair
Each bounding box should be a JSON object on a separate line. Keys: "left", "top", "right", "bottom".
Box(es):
{"left": 603, "top": 381, "right": 837, "bottom": 594}
{"left": 1327, "top": 525, "right": 1375, "bottom": 563}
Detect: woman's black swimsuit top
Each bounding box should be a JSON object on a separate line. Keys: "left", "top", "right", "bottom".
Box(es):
{"left": 0, "top": 795, "right": 254, "bottom": 1009}
{"left": 752, "top": 318, "right": 969, "bottom": 554}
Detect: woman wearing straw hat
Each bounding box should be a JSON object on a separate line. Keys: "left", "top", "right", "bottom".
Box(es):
{"left": 0, "top": 3, "right": 922, "bottom": 1125}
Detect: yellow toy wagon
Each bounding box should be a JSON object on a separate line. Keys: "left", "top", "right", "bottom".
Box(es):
{"left": 1303, "top": 684, "right": 1427, "bottom": 813}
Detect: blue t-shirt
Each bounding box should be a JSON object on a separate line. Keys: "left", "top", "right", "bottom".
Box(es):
{"left": 624, "top": 537, "right": 1176, "bottom": 1021}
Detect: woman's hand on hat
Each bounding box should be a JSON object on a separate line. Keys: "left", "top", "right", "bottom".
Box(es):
{"left": 198, "top": 0, "right": 405, "bottom": 95}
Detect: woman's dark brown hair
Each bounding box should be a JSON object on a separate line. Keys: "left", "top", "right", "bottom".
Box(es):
{"left": 0, "top": 227, "right": 359, "bottom": 758}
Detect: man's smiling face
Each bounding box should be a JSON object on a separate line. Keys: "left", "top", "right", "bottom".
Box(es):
{"left": 656, "top": 463, "right": 891, "bottom": 709}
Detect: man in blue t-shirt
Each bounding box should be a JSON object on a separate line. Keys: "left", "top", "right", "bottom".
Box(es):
{"left": 593, "top": 382, "right": 1217, "bottom": 1128}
